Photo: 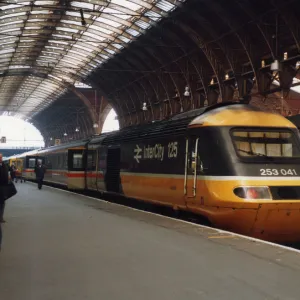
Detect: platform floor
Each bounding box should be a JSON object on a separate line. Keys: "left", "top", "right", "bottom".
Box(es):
{"left": 1, "top": 183, "right": 300, "bottom": 299}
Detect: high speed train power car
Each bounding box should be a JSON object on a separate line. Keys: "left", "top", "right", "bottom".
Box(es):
{"left": 7, "top": 102, "right": 300, "bottom": 243}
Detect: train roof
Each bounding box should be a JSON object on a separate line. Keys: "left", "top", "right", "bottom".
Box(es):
{"left": 97, "top": 103, "right": 236, "bottom": 145}
{"left": 99, "top": 102, "right": 298, "bottom": 145}
{"left": 38, "top": 139, "right": 89, "bottom": 154}
{"left": 189, "top": 103, "right": 297, "bottom": 128}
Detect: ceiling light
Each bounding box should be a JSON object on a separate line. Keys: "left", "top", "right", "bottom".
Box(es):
{"left": 270, "top": 59, "right": 281, "bottom": 71}
{"left": 184, "top": 86, "right": 190, "bottom": 97}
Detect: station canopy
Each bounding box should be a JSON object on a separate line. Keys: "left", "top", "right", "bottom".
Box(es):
{"left": 0, "top": 0, "right": 185, "bottom": 119}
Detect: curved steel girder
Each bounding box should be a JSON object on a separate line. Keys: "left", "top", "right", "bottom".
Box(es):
{"left": 97, "top": 102, "right": 112, "bottom": 134}
{"left": 202, "top": 0, "right": 263, "bottom": 96}
{"left": 117, "top": 57, "right": 157, "bottom": 119}
{"left": 94, "top": 63, "right": 138, "bottom": 121}
{"left": 235, "top": 0, "right": 278, "bottom": 60}
{"left": 270, "top": 0, "right": 300, "bottom": 52}
{"left": 106, "top": 45, "right": 169, "bottom": 102}
{"left": 184, "top": 9, "right": 245, "bottom": 97}
{"left": 87, "top": 74, "right": 124, "bottom": 119}
{"left": 120, "top": 49, "right": 167, "bottom": 107}
{"left": 114, "top": 44, "right": 175, "bottom": 117}
{"left": 140, "top": 28, "right": 206, "bottom": 112}
{"left": 159, "top": 24, "right": 212, "bottom": 100}
{"left": 172, "top": 22, "right": 225, "bottom": 102}
{"left": 113, "top": 55, "right": 155, "bottom": 121}
{"left": 37, "top": 107, "right": 93, "bottom": 141}
{"left": 107, "top": 62, "right": 143, "bottom": 123}
{"left": 94, "top": 48, "right": 162, "bottom": 121}
{"left": 0, "top": 71, "right": 95, "bottom": 123}
{"left": 67, "top": 85, "right": 97, "bottom": 125}
{"left": 143, "top": 29, "right": 195, "bottom": 110}
{"left": 109, "top": 46, "right": 165, "bottom": 111}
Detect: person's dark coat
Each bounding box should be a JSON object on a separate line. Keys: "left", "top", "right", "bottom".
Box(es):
{"left": 0, "top": 163, "right": 9, "bottom": 186}
{"left": 34, "top": 164, "right": 46, "bottom": 179}
{"left": 0, "top": 163, "right": 9, "bottom": 204}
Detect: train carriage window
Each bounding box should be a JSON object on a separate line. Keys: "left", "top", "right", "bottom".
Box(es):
{"left": 73, "top": 153, "right": 83, "bottom": 169}
{"left": 28, "top": 158, "right": 36, "bottom": 168}
{"left": 231, "top": 129, "right": 300, "bottom": 159}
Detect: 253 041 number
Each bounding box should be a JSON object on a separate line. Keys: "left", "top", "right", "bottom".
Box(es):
{"left": 260, "top": 168, "right": 298, "bottom": 176}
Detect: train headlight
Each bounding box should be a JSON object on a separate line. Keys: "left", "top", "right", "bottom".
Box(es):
{"left": 233, "top": 186, "right": 272, "bottom": 200}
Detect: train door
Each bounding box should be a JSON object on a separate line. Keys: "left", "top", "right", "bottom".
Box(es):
{"left": 25, "top": 156, "right": 38, "bottom": 180}
{"left": 96, "top": 147, "right": 106, "bottom": 191}
{"left": 184, "top": 137, "right": 199, "bottom": 200}
{"left": 85, "top": 149, "right": 97, "bottom": 190}
{"left": 105, "top": 146, "right": 121, "bottom": 193}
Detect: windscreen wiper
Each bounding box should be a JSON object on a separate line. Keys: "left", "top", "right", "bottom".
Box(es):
{"left": 237, "top": 148, "right": 270, "bottom": 157}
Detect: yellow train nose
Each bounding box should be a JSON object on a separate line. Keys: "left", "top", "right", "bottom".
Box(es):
{"left": 251, "top": 203, "right": 300, "bottom": 243}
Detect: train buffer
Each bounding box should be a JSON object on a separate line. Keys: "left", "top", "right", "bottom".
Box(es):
{"left": 1, "top": 183, "right": 300, "bottom": 300}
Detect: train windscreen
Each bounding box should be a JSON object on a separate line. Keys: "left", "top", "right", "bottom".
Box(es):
{"left": 231, "top": 129, "right": 300, "bottom": 159}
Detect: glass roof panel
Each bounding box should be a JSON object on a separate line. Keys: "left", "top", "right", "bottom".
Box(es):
{"left": 95, "top": 17, "right": 121, "bottom": 28}
{"left": 126, "top": 28, "right": 140, "bottom": 37}
{"left": 111, "top": 0, "right": 142, "bottom": 11}
{"left": 0, "top": 0, "right": 183, "bottom": 118}
{"left": 156, "top": 0, "right": 176, "bottom": 12}
{"left": 102, "top": 7, "right": 131, "bottom": 20}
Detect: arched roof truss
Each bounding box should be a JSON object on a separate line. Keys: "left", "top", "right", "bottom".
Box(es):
{"left": 0, "top": 0, "right": 185, "bottom": 119}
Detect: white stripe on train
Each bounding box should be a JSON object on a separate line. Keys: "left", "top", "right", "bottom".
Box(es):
{"left": 120, "top": 171, "right": 300, "bottom": 181}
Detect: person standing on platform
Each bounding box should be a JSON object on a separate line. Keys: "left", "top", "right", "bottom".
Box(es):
{"left": 0, "top": 154, "right": 9, "bottom": 251}
{"left": 9, "top": 163, "right": 16, "bottom": 183}
{"left": 0, "top": 154, "right": 9, "bottom": 224}
{"left": 34, "top": 160, "right": 46, "bottom": 190}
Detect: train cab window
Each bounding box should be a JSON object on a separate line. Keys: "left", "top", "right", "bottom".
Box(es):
{"left": 231, "top": 130, "right": 300, "bottom": 159}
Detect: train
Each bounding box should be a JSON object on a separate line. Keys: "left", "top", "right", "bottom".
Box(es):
{"left": 5, "top": 102, "right": 300, "bottom": 243}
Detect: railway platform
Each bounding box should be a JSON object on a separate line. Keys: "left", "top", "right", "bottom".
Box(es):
{"left": 1, "top": 183, "right": 300, "bottom": 300}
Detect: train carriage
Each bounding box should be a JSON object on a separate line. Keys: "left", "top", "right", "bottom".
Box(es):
{"left": 7, "top": 102, "right": 300, "bottom": 243}
{"left": 39, "top": 140, "right": 90, "bottom": 189}
{"left": 96, "top": 102, "right": 300, "bottom": 243}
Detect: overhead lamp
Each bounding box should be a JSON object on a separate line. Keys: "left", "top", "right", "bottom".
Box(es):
{"left": 64, "top": 132, "right": 67, "bottom": 136}
{"left": 184, "top": 86, "right": 190, "bottom": 97}
{"left": 75, "top": 127, "right": 79, "bottom": 132}
{"left": 225, "top": 74, "right": 229, "bottom": 80}
{"left": 50, "top": 137, "right": 53, "bottom": 141}
{"left": 261, "top": 60, "right": 265, "bottom": 68}
{"left": 93, "top": 123, "right": 99, "bottom": 128}
{"left": 283, "top": 52, "right": 288, "bottom": 60}
{"left": 270, "top": 59, "right": 281, "bottom": 71}
{"left": 210, "top": 78, "right": 214, "bottom": 85}
{"left": 142, "top": 102, "right": 147, "bottom": 111}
